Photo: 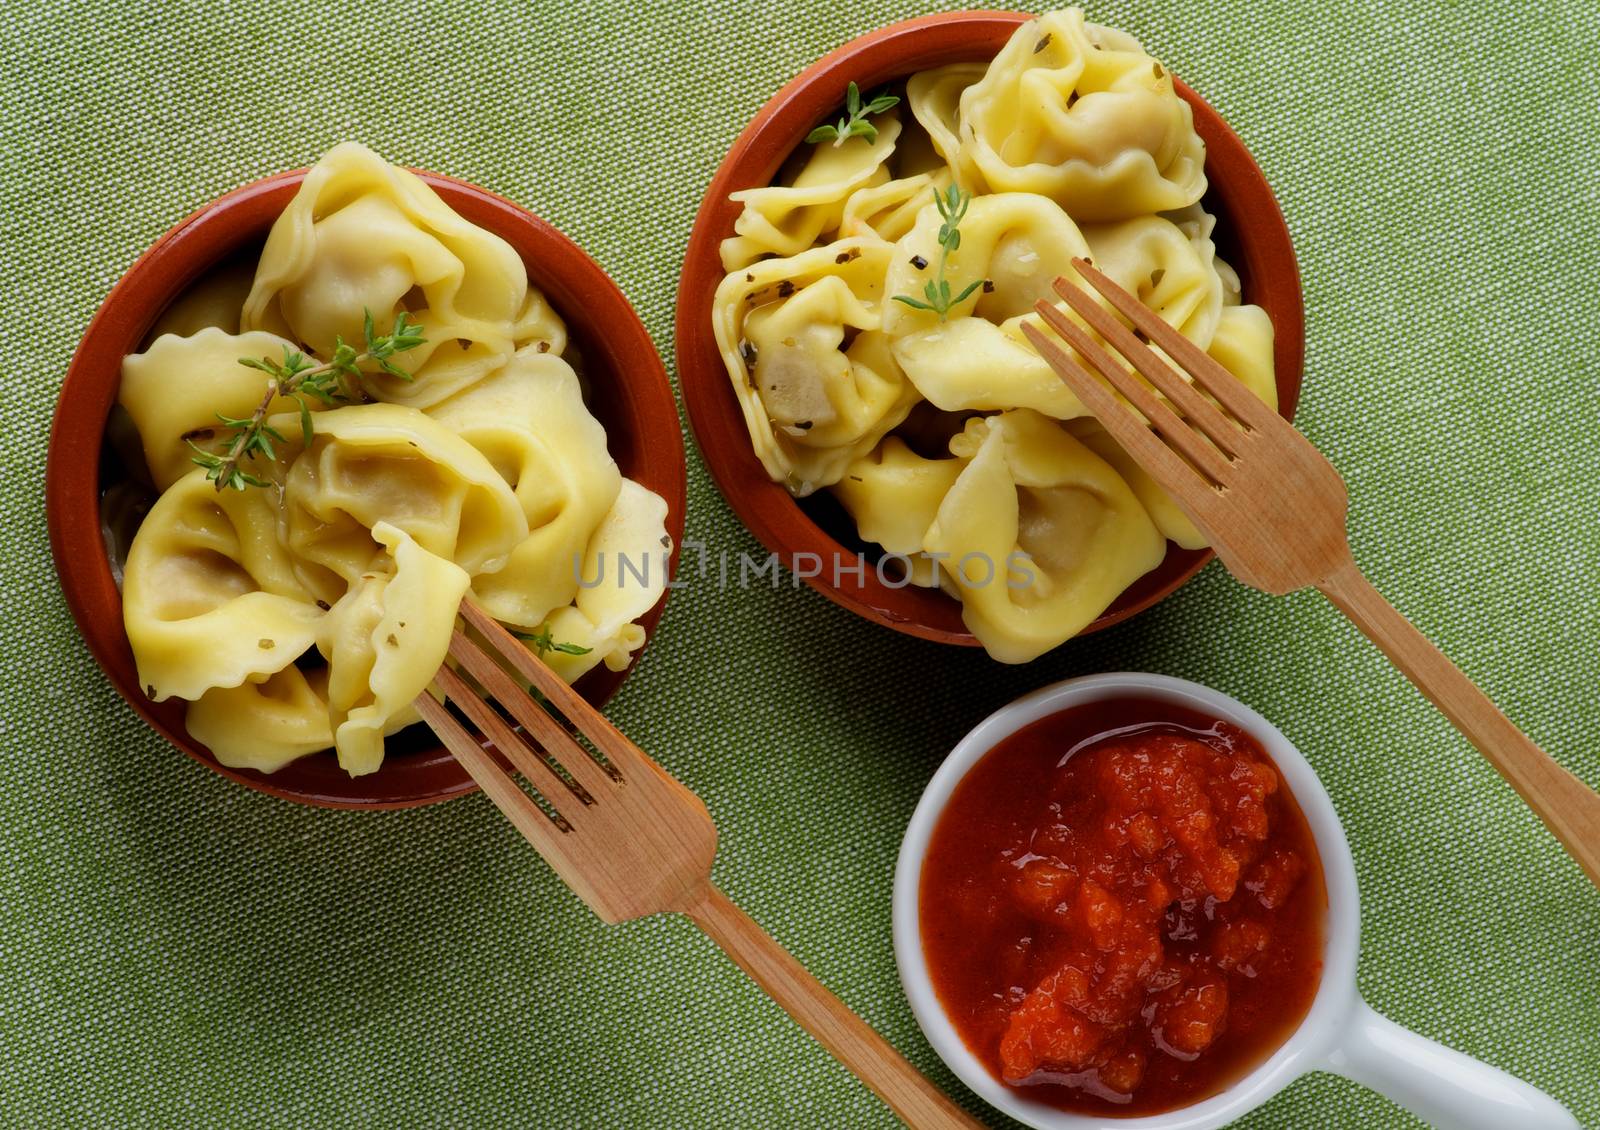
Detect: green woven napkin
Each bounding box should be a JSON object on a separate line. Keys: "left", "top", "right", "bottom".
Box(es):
{"left": 2, "top": 0, "right": 1596, "bottom": 1126}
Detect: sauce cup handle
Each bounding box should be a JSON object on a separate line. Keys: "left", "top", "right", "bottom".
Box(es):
{"left": 1322, "top": 995, "right": 1576, "bottom": 1130}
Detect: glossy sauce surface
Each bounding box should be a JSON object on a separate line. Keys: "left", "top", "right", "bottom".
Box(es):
{"left": 920, "top": 698, "right": 1326, "bottom": 1116}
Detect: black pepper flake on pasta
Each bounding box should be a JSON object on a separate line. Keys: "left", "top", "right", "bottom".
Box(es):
{"left": 739, "top": 340, "right": 758, "bottom": 367}
{"left": 794, "top": 420, "right": 814, "bottom": 431}
{"left": 316, "top": 599, "right": 331, "bottom": 611}
{"left": 983, "top": 279, "right": 996, "bottom": 294}
{"left": 910, "top": 255, "right": 928, "bottom": 270}
{"left": 848, "top": 474, "right": 864, "bottom": 483}
{"left": 456, "top": 337, "right": 471, "bottom": 349}
{"left": 745, "top": 272, "right": 755, "bottom": 282}
{"left": 777, "top": 280, "right": 795, "bottom": 298}
{"left": 386, "top": 633, "right": 399, "bottom": 647}
{"left": 835, "top": 251, "right": 851, "bottom": 264}
{"left": 659, "top": 534, "right": 670, "bottom": 547}
{"left": 1034, "top": 33, "right": 1052, "bottom": 53}
{"left": 537, "top": 341, "right": 550, "bottom": 353}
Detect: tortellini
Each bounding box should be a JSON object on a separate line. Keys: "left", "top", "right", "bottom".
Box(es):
{"left": 119, "top": 327, "right": 310, "bottom": 490}
{"left": 428, "top": 348, "right": 622, "bottom": 628}
{"left": 712, "top": 7, "right": 1280, "bottom": 662}
{"left": 720, "top": 115, "right": 902, "bottom": 271}
{"left": 124, "top": 469, "right": 325, "bottom": 702}
{"left": 882, "top": 192, "right": 1094, "bottom": 419}
{"left": 281, "top": 402, "right": 528, "bottom": 595}
{"left": 186, "top": 668, "right": 337, "bottom": 775}
{"left": 925, "top": 411, "right": 1166, "bottom": 663}
{"left": 833, "top": 438, "right": 963, "bottom": 588}
{"left": 541, "top": 479, "right": 672, "bottom": 682}
{"left": 119, "top": 144, "right": 672, "bottom": 775}
{"left": 319, "top": 523, "right": 468, "bottom": 776}
{"left": 839, "top": 169, "right": 953, "bottom": 243}
{"left": 956, "top": 9, "right": 1207, "bottom": 220}
{"left": 1079, "top": 212, "right": 1225, "bottom": 348}
{"left": 241, "top": 141, "right": 540, "bottom": 410}
{"left": 906, "top": 63, "right": 988, "bottom": 190}
{"left": 714, "top": 237, "right": 916, "bottom": 495}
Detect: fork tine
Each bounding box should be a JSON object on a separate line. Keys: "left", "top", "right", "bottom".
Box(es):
{"left": 1031, "top": 300, "right": 1234, "bottom": 486}
{"left": 432, "top": 663, "right": 594, "bottom": 821}
{"left": 413, "top": 686, "right": 575, "bottom": 840}
{"left": 458, "top": 599, "right": 648, "bottom": 776}
{"left": 1049, "top": 274, "right": 1247, "bottom": 457}
{"left": 1069, "top": 258, "right": 1281, "bottom": 432}
{"left": 447, "top": 628, "right": 618, "bottom": 800}
{"left": 1020, "top": 320, "right": 1222, "bottom": 512}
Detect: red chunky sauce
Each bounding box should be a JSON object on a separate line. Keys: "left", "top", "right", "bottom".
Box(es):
{"left": 920, "top": 698, "right": 1325, "bottom": 1116}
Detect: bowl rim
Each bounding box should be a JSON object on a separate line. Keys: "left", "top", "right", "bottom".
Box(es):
{"left": 891, "top": 672, "right": 1361, "bottom": 1130}
{"left": 46, "top": 164, "right": 687, "bottom": 809}
{"left": 674, "top": 9, "right": 1305, "bottom": 647}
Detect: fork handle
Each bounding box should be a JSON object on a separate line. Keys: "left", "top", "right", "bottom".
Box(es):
{"left": 1318, "top": 555, "right": 1600, "bottom": 887}
{"left": 681, "top": 883, "right": 984, "bottom": 1129}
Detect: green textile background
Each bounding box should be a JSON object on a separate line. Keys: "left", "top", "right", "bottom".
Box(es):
{"left": 2, "top": 0, "right": 1596, "bottom": 1126}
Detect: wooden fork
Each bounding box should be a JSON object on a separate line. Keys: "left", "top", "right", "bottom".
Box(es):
{"left": 1021, "top": 259, "right": 1600, "bottom": 888}
{"left": 411, "top": 599, "right": 982, "bottom": 1130}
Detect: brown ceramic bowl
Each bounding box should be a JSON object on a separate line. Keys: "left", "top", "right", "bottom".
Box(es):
{"left": 676, "top": 10, "right": 1304, "bottom": 646}
{"left": 48, "top": 168, "right": 686, "bottom": 809}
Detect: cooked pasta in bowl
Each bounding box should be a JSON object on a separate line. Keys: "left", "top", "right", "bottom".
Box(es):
{"left": 677, "top": 8, "right": 1304, "bottom": 661}
{"left": 50, "top": 144, "right": 686, "bottom": 807}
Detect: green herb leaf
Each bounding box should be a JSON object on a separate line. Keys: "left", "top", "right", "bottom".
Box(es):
{"left": 951, "top": 279, "right": 984, "bottom": 305}
{"left": 377, "top": 356, "right": 413, "bottom": 381}
{"left": 890, "top": 187, "right": 977, "bottom": 322}
{"left": 210, "top": 306, "right": 427, "bottom": 493}
{"left": 514, "top": 624, "right": 593, "bottom": 658}
{"left": 296, "top": 396, "right": 315, "bottom": 448}
{"left": 811, "top": 79, "right": 900, "bottom": 149}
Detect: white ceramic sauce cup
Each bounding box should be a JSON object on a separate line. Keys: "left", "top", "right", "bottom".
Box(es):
{"left": 893, "top": 673, "right": 1578, "bottom": 1130}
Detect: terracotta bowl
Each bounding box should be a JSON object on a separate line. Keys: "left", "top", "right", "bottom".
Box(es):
{"left": 47, "top": 169, "right": 686, "bottom": 809}
{"left": 675, "top": 10, "right": 1304, "bottom": 646}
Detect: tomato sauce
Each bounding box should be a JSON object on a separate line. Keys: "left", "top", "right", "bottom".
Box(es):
{"left": 919, "top": 698, "right": 1326, "bottom": 1116}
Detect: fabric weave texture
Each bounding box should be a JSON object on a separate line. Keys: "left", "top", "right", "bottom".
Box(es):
{"left": 1, "top": 1, "right": 1596, "bottom": 1126}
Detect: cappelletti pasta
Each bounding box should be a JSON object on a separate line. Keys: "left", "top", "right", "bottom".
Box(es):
{"left": 117, "top": 143, "right": 671, "bottom": 775}
{"left": 713, "top": 8, "right": 1278, "bottom": 662}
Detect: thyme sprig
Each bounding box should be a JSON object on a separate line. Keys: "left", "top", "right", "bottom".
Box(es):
{"left": 806, "top": 81, "right": 900, "bottom": 147}
{"left": 892, "top": 186, "right": 983, "bottom": 322}
{"left": 515, "top": 624, "right": 593, "bottom": 659}
{"left": 189, "top": 310, "right": 426, "bottom": 492}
